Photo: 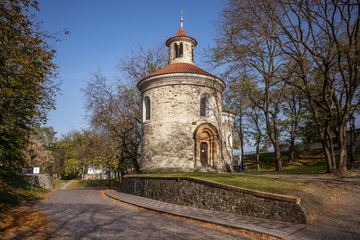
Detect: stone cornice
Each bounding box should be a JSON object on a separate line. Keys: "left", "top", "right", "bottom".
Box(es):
{"left": 138, "top": 73, "right": 226, "bottom": 93}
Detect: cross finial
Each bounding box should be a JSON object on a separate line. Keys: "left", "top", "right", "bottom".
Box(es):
{"left": 180, "top": 9, "right": 184, "bottom": 28}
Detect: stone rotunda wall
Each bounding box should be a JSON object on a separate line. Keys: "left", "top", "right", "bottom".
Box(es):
{"left": 140, "top": 74, "right": 227, "bottom": 172}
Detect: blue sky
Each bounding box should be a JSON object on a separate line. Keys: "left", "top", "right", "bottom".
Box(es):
{"left": 35, "top": 0, "right": 226, "bottom": 137}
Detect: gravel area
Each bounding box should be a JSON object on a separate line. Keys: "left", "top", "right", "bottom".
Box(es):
{"left": 292, "top": 175, "right": 360, "bottom": 239}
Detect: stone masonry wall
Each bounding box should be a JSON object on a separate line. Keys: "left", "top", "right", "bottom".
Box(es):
{"left": 33, "top": 174, "right": 54, "bottom": 190}
{"left": 122, "top": 177, "right": 307, "bottom": 224}
{"left": 139, "top": 74, "right": 229, "bottom": 172}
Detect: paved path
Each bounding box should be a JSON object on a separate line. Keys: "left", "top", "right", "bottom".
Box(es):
{"left": 36, "top": 188, "right": 252, "bottom": 240}
{"left": 106, "top": 190, "right": 305, "bottom": 240}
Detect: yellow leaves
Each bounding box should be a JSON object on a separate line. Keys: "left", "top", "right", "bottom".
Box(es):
{"left": 0, "top": 206, "right": 56, "bottom": 240}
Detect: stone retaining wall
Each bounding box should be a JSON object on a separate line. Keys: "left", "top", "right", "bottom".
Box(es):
{"left": 34, "top": 174, "right": 54, "bottom": 190}
{"left": 122, "top": 177, "right": 307, "bottom": 224}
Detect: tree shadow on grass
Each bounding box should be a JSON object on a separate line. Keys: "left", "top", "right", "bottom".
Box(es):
{"left": 0, "top": 172, "right": 35, "bottom": 212}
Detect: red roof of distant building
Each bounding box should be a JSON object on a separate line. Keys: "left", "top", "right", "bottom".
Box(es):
{"left": 141, "top": 63, "right": 216, "bottom": 81}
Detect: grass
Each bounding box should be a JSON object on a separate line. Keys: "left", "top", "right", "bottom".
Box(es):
{"left": 244, "top": 147, "right": 360, "bottom": 174}
{"left": 127, "top": 172, "right": 311, "bottom": 195}
{"left": 60, "top": 179, "right": 121, "bottom": 189}
{"left": 0, "top": 172, "right": 48, "bottom": 212}
{"left": 280, "top": 164, "right": 328, "bottom": 174}
{"left": 0, "top": 172, "right": 53, "bottom": 239}
{"left": 53, "top": 179, "right": 70, "bottom": 189}
{"left": 126, "top": 171, "right": 346, "bottom": 223}
{"left": 246, "top": 163, "right": 328, "bottom": 174}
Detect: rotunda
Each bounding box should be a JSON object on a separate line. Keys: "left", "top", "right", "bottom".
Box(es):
{"left": 137, "top": 17, "right": 234, "bottom": 173}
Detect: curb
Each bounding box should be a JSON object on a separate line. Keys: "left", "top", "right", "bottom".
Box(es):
{"left": 104, "top": 190, "right": 306, "bottom": 240}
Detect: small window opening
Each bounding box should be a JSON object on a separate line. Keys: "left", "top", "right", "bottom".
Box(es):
{"left": 200, "top": 96, "right": 208, "bottom": 117}
{"left": 175, "top": 43, "right": 183, "bottom": 58}
{"left": 191, "top": 45, "right": 194, "bottom": 62}
{"left": 144, "top": 97, "right": 151, "bottom": 121}
{"left": 179, "top": 43, "right": 183, "bottom": 57}
{"left": 174, "top": 43, "right": 179, "bottom": 58}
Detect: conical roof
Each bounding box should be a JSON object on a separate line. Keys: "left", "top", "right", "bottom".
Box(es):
{"left": 166, "top": 27, "right": 197, "bottom": 47}
{"left": 139, "top": 19, "right": 219, "bottom": 85}
{"left": 141, "top": 62, "right": 216, "bottom": 81}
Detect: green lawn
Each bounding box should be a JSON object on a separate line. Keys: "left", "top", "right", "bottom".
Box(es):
{"left": 246, "top": 163, "right": 328, "bottom": 174}
{"left": 127, "top": 171, "right": 343, "bottom": 223}
{"left": 58, "top": 179, "right": 121, "bottom": 189}
{"left": 53, "top": 179, "right": 70, "bottom": 189}
{"left": 129, "top": 172, "right": 313, "bottom": 195}
{"left": 244, "top": 147, "right": 360, "bottom": 173}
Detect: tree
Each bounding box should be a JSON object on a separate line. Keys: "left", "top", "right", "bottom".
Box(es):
{"left": 54, "top": 130, "right": 105, "bottom": 179}
{"left": 83, "top": 72, "right": 142, "bottom": 175}
{"left": 279, "top": 84, "right": 306, "bottom": 162}
{"left": 261, "top": 0, "right": 360, "bottom": 173}
{"left": 208, "top": 0, "right": 286, "bottom": 171}
{"left": 210, "top": 0, "right": 359, "bottom": 174}
{"left": 33, "top": 126, "right": 58, "bottom": 150}
{"left": 222, "top": 71, "right": 267, "bottom": 170}
{"left": 26, "top": 127, "right": 58, "bottom": 174}
{"left": 83, "top": 42, "right": 168, "bottom": 175}
{"left": 117, "top": 43, "right": 167, "bottom": 84}
{"left": 0, "top": 0, "right": 59, "bottom": 171}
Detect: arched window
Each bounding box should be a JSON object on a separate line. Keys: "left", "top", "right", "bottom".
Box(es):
{"left": 200, "top": 95, "right": 208, "bottom": 117}
{"left": 144, "top": 96, "right": 151, "bottom": 121}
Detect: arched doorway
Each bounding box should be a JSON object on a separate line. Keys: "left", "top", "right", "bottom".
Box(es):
{"left": 194, "top": 123, "right": 218, "bottom": 168}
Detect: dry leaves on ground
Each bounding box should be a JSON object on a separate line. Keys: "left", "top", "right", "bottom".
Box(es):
{"left": 0, "top": 205, "right": 57, "bottom": 240}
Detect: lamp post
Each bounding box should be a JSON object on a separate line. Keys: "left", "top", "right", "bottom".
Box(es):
{"left": 29, "top": 149, "right": 37, "bottom": 192}
{"left": 349, "top": 114, "right": 356, "bottom": 170}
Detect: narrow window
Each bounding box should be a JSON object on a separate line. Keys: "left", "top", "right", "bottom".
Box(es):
{"left": 191, "top": 45, "right": 194, "bottom": 62}
{"left": 227, "top": 134, "right": 233, "bottom": 149}
{"left": 179, "top": 43, "right": 183, "bottom": 57}
{"left": 174, "top": 43, "right": 179, "bottom": 58}
{"left": 200, "top": 96, "right": 208, "bottom": 117}
{"left": 144, "top": 97, "right": 151, "bottom": 121}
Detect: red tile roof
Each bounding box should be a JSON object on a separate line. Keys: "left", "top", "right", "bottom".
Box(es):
{"left": 175, "top": 27, "right": 188, "bottom": 37}
{"left": 141, "top": 63, "right": 217, "bottom": 81}
{"left": 166, "top": 28, "right": 197, "bottom": 46}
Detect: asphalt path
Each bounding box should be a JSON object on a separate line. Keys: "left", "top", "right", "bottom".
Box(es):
{"left": 36, "top": 188, "right": 251, "bottom": 240}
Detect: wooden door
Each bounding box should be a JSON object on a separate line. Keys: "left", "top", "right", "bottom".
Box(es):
{"left": 200, "top": 142, "right": 208, "bottom": 165}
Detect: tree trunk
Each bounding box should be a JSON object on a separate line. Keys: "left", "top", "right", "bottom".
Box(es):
{"left": 337, "top": 123, "right": 348, "bottom": 174}
{"left": 321, "top": 139, "right": 333, "bottom": 173}
{"left": 255, "top": 134, "right": 261, "bottom": 171}
{"left": 267, "top": 118, "right": 282, "bottom": 171}
{"left": 321, "top": 126, "right": 337, "bottom": 173}
{"left": 239, "top": 114, "right": 245, "bottom": 170}
{"left": 132, "top": 158, "right": 141, "bottom": 173}
{"left": 289, "top": 136, "right": 295, "bottom": 163}
{"left": 274, "top": 141, "right": 282, "bottom": 171}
